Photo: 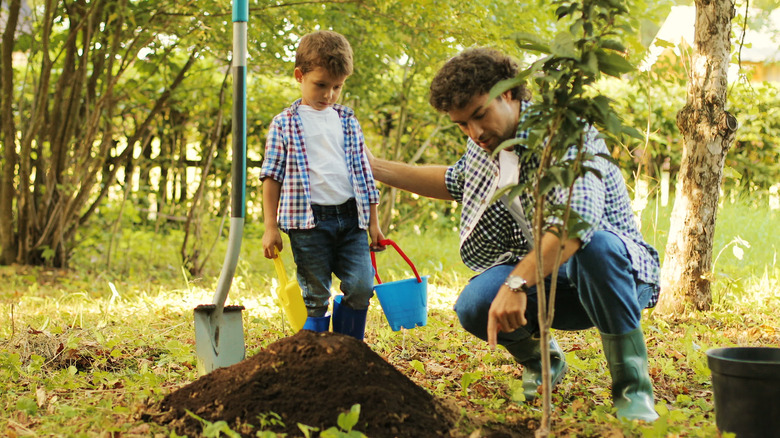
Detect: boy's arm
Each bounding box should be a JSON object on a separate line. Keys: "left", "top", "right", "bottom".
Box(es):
{"left": 262, "top": 178, "right": 283, "bottom": 259}
{"left": 368, "top": 203, "right": 386, "bottom": 252}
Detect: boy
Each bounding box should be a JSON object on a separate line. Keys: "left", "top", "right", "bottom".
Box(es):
{"left": 260, "top": 30, "right": 384, "bottom": 341}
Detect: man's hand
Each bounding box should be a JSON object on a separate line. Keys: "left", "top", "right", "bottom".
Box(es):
{"left": 487, "top": 286, "right": 528, "bottom": 349}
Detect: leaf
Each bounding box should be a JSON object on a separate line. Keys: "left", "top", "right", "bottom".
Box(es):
{"left": 601, "top": 39, "right": 626, "bottom": 52}
{"left": 594, "top": 50, "right": 635, "bottom": 77}
{"left": 410, "top": 359, "right": 425, "bottom": 374}
{"left": 16, "top": 397, "right": 38, "bottom": 415}
{"left": 488, "top": 76, "right": 530, "bottom": 104}
{"left": 337, "top": 404, "right": 361, "bottom": 432}
{"left": 461, "top": 371, "right": 483, "bottom": 394}
{"left": 538, "top": 175, "right": 557, "bottom": 195}
{"left": 509, "top": 32, "right": 551, "bottom": 54}
{"left": 582, "top": 51, "right": 599, "bottom": 76}
{"left": 489, "top": 137, "right": 528, "bottom": 157}
{"left": 551, "top": 32, "right": 577, "bottom": 59}
{"left": 653, "top": 37, "right": 676, "bottom": 49}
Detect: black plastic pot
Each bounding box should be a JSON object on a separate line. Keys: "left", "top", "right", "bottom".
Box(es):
{"left": 706, "top": 347, "right": 780, "bottom": 438}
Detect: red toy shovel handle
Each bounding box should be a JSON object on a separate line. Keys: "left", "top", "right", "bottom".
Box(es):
{"left": 371, "top": 239, "right": 422, "bottom": 285}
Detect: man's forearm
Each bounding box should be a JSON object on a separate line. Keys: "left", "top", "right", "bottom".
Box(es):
{"left": 511, "top": 232, "right": 582, "bottom": 286}
{"left": 370, "top": 157, "right": 453, "bottom": 201}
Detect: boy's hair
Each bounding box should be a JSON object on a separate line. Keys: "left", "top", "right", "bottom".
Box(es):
{"left": 429, "top": 47, "right": 530, "bottom": 112}
{"left": 295, "top": 30, "right": 354, "bottom": 77}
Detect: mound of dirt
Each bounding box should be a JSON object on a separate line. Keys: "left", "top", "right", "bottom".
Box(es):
{"left": 146, "top": 330, "right": 457, "bottom": 437}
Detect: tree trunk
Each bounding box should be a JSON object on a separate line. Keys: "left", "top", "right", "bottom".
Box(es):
{"left": 182, "top": 68, "right": 230, "bottom": 276}
{"left": 0, "top": 0, "right": 21, "bottom": 264}
{"left": 655, "top": 0, "right": 738, "bottom": 315}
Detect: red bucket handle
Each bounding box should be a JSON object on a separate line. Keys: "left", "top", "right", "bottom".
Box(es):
{"left": 370, "top": 239, "right": 422, "bottom": 285}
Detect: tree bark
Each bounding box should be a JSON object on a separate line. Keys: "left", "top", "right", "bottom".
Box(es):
{"left": 0, "top": 0, "right": 22, "bottom": 264}
{"left": 656, "top": 0, "right": 738, "bottom": 315}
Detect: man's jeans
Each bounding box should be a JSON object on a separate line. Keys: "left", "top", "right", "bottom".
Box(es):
{"left": 454, "top": 231, "right": 655, "bottom": 360}
{"left": 288, "top": 199, "right": 374, "bottom": 317}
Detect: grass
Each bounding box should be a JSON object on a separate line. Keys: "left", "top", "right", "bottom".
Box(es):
{"left": 1, "top": 196, "right": 778, "bottom": 437}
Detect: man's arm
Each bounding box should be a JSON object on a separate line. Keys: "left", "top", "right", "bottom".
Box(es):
{"left": 486, "top": 232, "right": 582, "bottom": 347}
{"left": 367, "top": 149, "right": 453, "bottom": 201}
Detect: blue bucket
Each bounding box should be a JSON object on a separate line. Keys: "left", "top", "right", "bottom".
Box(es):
{"left": 375, "top": 276, "right": 429, "bottom": 331}
{"left": 371, "top": 239, "right": 428, "bottom": 331}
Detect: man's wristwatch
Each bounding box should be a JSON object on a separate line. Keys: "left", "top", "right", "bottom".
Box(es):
{"left": 504, "top": 275, "right": 530, "bottom": 294}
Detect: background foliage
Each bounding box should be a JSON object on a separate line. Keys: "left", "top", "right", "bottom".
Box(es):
{"left": 3, "top": 0, "right": 734, "bottom": 268}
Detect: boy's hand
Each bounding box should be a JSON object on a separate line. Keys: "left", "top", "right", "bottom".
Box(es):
{"left": 262, "top": 229, "right": 283, "bottom": 259}
{"left": 369, "top": 224, "right": 386, "bottom": 252}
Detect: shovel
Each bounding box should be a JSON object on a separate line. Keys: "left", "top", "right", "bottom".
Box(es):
{"left": 272, "top": 249, "right": 307, "bottom": 332}
{"left": 193, "top": 0, "right": 248, "bottom": 376}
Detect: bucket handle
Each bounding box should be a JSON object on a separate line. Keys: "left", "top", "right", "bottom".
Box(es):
{"left": 370, "top": 239, "right": 422, "bottom": 285}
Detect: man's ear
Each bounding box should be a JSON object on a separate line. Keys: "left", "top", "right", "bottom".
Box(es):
{"left": 294, "top": 67, "right": 303, "bottom": 83}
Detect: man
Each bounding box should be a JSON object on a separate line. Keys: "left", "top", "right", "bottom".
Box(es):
{"left": 368, "top": 48, "right": 660, "bottom": 421}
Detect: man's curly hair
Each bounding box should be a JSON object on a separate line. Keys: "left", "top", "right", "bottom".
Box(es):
{"left": 429, "top": 48, "right": 529, "bottom": 112}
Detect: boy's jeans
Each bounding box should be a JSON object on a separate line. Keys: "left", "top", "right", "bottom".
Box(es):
{"left": 288, "top": 199, "right": 374, "bottom": 317}
{"left": 454, "top": 231, "right": 656, "bottom": 360}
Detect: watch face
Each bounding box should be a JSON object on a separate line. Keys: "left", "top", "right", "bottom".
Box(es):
{"left": 507, "top": 276, "right": 526, "bottom": 289}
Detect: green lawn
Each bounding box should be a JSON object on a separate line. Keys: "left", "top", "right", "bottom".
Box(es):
{"left": 1, "top": 196, "right": 778, "bottom": 437}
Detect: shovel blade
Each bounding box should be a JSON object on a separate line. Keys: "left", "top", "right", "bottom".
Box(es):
{"left": 277, "top": 281, "right": 307, "bottom": 333}
{"left": 194, "top": 304, "right": 246, "bottom": 376}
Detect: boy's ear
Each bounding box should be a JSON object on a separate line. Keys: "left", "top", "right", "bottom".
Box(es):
{"left": 294, "top": 68, "right": 303, "bottom": 83}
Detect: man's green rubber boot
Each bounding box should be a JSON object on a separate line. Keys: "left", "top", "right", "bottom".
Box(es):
{"left": 600, "top": 328, "right": 659, "bottom": 422}
{"left": 517, "top": 338, "right": 568, "bottom": 402}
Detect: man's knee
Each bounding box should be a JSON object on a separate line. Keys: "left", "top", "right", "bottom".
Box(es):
{"left": 454, "top": 285, "right": 491, "bottom": 336}
{"left": 573, "top": 231, "right": 630, "bottom": 274}
{"left": 580, "top": 231, "right": 623, "bottom": 256}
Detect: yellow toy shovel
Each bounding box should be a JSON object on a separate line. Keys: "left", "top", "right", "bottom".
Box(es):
{"left": 272, "top": 249, "right": 307, "bottom": 332}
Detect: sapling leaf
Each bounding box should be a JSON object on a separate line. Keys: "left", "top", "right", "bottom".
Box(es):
{"left": 337, "top": 404, "right": 361, "bottom": 432}
{"left": 509, "top": 32, "right": 551, "bottom": 54}
{"left": 594, "top": 50, "right": 635, "bottom": 77}
{"left": 552, "top": 32, "right": 577, "bottom": 59}
{"left": 600, "top": 39, "right": 626, "bottom": 52}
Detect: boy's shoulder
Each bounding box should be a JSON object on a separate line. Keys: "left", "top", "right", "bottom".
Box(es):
{"left": 330, "top": 103, "right": 355, "bottom": 119}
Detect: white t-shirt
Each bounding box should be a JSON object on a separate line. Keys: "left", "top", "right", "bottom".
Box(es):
{"left": 297, "top": 105, "right": 355, "bottom": 205}
{"left": 498, "top": 149, "right": 533, "bottom": 244}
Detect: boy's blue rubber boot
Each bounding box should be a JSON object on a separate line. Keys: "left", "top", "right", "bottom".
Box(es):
{"left": 302, "top": 315, "right": 331, "bottom": 332}
{"left": 332, "top": 295, "right": 368, "bottom": 341}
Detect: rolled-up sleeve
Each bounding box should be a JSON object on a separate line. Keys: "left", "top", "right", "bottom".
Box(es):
{"left": 259, "top": 116, "right": 287, "bottom": 182}
{"left": 445, "top": 157, "right": 466, "bottom": 203}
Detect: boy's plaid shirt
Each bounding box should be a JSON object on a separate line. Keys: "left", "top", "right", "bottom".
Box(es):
{"left": 445, "top": 101, "right": 660, "bottom": 306}
{"left": 260, "top": 99, "right": 380, "bottom": 231}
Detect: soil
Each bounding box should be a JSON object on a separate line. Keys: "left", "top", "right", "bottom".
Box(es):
{"left": 145, "top": 330, "right": 459, "bottom": 437}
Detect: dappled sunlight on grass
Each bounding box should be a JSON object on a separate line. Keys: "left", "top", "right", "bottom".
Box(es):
{"left": 1, "top": 197, "right": 779, "bottom": 436}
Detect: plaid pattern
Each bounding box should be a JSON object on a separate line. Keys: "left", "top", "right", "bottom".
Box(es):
{"left": 445, "top": 101, "right": 660, "bottom": 306}
{"left": 260, "top": 99, "right": 380, "bottom": 230}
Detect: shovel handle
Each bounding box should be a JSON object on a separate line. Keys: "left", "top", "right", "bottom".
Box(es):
{"left": 371, "top": 239, "right": 422, "bottom": 285}
{"left": 272, "top": 248, "right": 288, "bottom": 287}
